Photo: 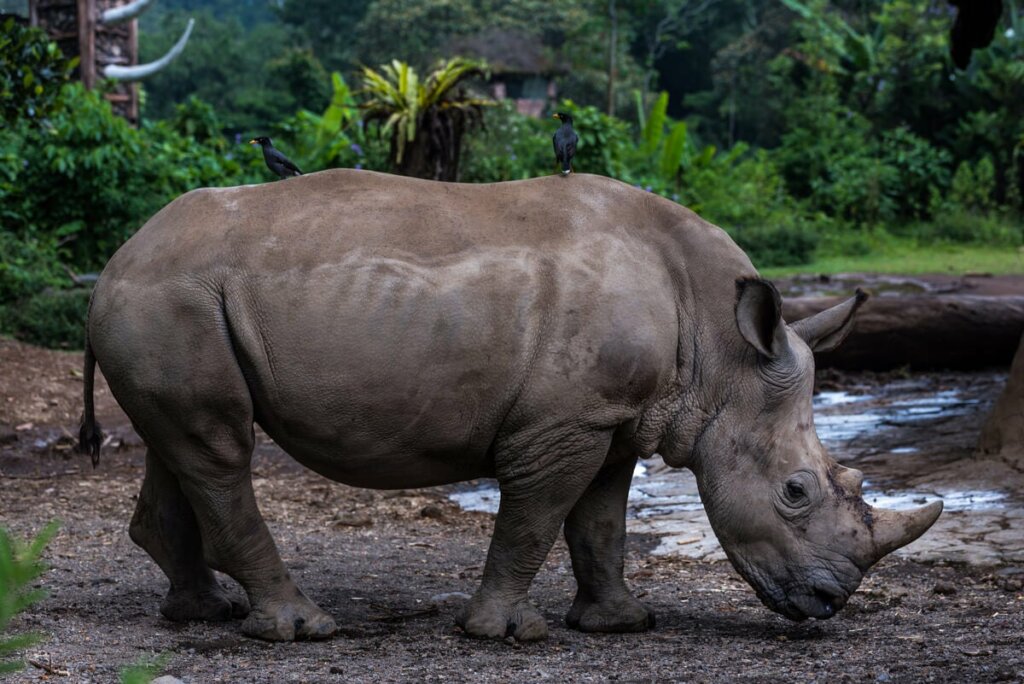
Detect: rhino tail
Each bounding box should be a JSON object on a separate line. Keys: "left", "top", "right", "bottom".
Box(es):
{"left": 78, "top": 333, "right": 104, "bottom": 468}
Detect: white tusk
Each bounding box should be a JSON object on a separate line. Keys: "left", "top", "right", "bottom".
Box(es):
{"left": 100, "top": 0, "right": 157, "bottom": 24}
{"left": 102, "top": 18, "right": 194, "bottom": 81}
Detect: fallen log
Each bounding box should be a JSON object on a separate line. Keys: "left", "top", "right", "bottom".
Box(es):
{"left": 783, "top": 295, "right": 1024, "bottom": 370}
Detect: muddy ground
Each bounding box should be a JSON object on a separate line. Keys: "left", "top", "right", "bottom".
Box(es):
{"left": 2, "top": 336, "right": 1023, "bottom": 683}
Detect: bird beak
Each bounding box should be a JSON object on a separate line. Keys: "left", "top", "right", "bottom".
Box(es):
{"left": 248, "top": 139, "right": 257, "bottom": 145}
{"left": 552, "top": 114, "right": 559, "bottom": 120}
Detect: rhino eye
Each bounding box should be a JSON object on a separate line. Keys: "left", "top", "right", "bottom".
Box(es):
{"left": 785, "top": 480, "right": 807, "bottom": 503}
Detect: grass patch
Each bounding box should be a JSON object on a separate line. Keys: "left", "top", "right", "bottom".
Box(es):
{"left": 762, "top": 242, "right": 1024, "bottom": 278}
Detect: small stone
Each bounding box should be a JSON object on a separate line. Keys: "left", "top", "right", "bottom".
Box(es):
{"left": 332, "top": 513, "right": 373, "bottom": 528}
{"left": 420, "top": 504, "right": 445, "bottom": 519}
{"left": 329, "top": 666, "right": 343, "bottom": 675}
{"left": 0, "top": 425, "right": 17, "bottom": 445}
{"left": 152, "top": 677, "right": 185, "bottom": 684}
{"left": 430, "top": 591, "right": 471, "bottom": 606}
{"left": 933, "top": 580, "right": 957, "bottom": 595}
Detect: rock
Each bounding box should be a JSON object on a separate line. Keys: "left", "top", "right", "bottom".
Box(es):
{"left": 933, "top": 580, "right": 957, "bottom": 595}
{"left": 152, "top": 677, "right": 185, "bottom": 684}
{"left": 332, "top": 513, "right": 373, "bottom": 528}
{"left": 430, "top": 591, "right": 471, "bottom": 606}
{"left": 0, "top": 424, "right": 17, "bottom": 445}
{"left": 420, "top": 504, "right": 446, "bottom": 519}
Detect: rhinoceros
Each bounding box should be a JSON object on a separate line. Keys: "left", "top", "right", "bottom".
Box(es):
{"left": 79, "top": 170, "right": 941, "bottom": 642}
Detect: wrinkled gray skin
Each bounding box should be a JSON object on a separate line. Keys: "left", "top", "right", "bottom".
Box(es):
{"left": 83, "top": 170, "right": 941, "bottom": 642}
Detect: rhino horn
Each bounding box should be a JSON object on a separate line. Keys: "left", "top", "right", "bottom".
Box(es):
{"left": 865, "top": 500, "right": 943, "bottom": 564}
{"left": 102, "top": 18, "right": 194, "bottom": 81}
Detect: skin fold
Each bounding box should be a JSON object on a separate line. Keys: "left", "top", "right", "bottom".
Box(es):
{"left": 84, "top": 170, "right": 941, "bottom": 642}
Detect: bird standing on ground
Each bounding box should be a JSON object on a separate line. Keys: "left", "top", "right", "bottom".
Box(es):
{"left": 250, "top": 136, "right": 302, "bottom": 179}
{"left": 552, "top": 112, "right": 578, "bottom": 176}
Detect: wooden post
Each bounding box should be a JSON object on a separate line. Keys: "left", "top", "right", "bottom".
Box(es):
{"left": 76, "top": 0, "right": 95, "bottom": 89}
{"left": 128, "top": 16, "right": 138, "bottom": 122}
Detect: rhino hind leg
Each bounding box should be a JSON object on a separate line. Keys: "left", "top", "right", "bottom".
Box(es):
{"left": 129, "top": 449, "right": 249, "bottom": 622}
{"left": 165, "top": 424, "right": 337, "bottom": 642}
{"left": 563, "top": 455, "right": 654, "bottom": 633}
{"left": 457, "top": 427, "right": 613, "bottom": 642}
{"left": 112, "top": 316, "right": 336, "bottom": 642}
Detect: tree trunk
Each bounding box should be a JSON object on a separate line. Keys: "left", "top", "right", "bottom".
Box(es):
{"left": 978, "top": 333, "right": 1024, "bottom": 461}
{"left": 783, "top": 295, "right": 1024, "bottom": 370}
{"left": 392, "top": 108, "right": 468, "bottom": 182}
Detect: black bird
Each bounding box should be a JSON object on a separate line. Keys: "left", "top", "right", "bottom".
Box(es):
{"left": 552, "top": 112, "right": 578, "bottom": 176}
{"left": 949, "top": 0, "right": 1003, "bottom": 69}
{"left": 250, "top": 136, "right": 302, "bottom": 179}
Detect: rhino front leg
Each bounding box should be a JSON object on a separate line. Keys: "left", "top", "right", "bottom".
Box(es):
{"left": 130, "top": 449, "right": 249, "bottom": 622}
{"left": 457, "top": 428, "right": 612, "bottom": 642}
{"left": 564, "top": 454, "right": 654, "bottom": 633}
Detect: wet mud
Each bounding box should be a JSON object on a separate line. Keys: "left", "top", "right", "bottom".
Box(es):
{"left": 2, "top": 339, "right": 1023, "bottom": 682}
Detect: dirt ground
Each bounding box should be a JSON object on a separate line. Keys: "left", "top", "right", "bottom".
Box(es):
{"left": 2, "top": 336, "right": 1024, "bottom": 683}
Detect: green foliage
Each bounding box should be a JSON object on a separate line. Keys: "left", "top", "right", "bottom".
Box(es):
{"left": 2, "top": 289, "right": 92, "bottom": 349}
{"left": 3, "top": 83, "right": 259, "bottom": 272}
{"left": 273, "top": 72, "right": 368, "bottom": 172}
{"left": 0, "top": 18, "right": 76, "bottom": 126}
{"left": 275, "top": 0, "right": 373, "bottom": 70}
{"left": 0, "top": 231, "right": 65, "bottom": 307}
{"left": 119, "top": 654, "right": 171, "bottom": 684}
{"left": 681, "top": 146, "right": 820, "bottom": 267}
{"left": 949, "top": 157, "right": 997, "bottom": 214}
{"left": 0, "top": 522, "right": 59, "bottom": 675}
{"left": 140, "top": 12, "right": 330, "bottom": 132}
{"left": 461, "top": 101, "right": 551, "bottom": 181}
{"left": 360, "top": 58, "right": 491, "bottom": 178}
{"left": 904, "top": 211, "right": 1023, "bottom": 247}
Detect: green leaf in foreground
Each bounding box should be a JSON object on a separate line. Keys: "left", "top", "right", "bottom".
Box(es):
{"left": 0, "top": 521, "right": 59, "bottom": 674}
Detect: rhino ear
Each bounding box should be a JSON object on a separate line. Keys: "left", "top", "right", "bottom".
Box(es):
{"left": 791, "top": 289, "right": 869, "bottom": 353}
{"left": 735, "top": 278, "right": 788, "bottom": 360}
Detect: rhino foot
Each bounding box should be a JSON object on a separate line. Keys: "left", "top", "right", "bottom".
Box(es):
{"left": 456, "top": 597, "right": 548, "bottom": 642}
{"left": 565, "top": 594, "right": 654, "bottom": 633}
{"left": 161, "top": 584, "right": 250, "bottom": 623}
{"left": 241, "top": 597, "right": 337, "bottom": 641}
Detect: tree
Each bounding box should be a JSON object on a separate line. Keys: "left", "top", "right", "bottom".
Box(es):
{"left": 276, "top": 0, "right": 374, "bottom": 70}
{"left": 0, "top": 17, "right": 76, "bottom": 126}
{"left": 360, "top": 58, "right": 491, "bottom": 181}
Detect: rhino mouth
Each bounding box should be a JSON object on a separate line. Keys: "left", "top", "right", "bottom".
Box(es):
{"left": 779, "top": 587, "right": 849, "bottom": 621}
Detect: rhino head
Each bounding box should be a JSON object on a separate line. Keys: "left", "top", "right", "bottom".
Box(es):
{"left": 685, "top": 278, "right": 941, "bottom": 621}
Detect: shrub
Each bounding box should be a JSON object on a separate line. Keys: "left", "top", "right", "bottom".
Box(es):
{"left": 0, "top": 231, "right": 65, "bottom": 307}
{"left": 3, "top": 288, "right": 92, "bottom": 349}
{"left": 460, "top": 101, "right": 550, "bottom": 182}
{"left": 731, "top": 221, "right": 819, "bottom": 268}
{"left": 905, "top": 212, "right": 1023, "bottom": 247}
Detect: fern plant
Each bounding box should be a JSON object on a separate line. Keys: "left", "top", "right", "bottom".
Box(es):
{"left": 0, "top": 522, "right": 59, "bottom": 675}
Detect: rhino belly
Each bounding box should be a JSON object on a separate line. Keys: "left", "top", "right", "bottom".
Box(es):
{"left": 220, "top": 252, "right": 548, "bottom": 489}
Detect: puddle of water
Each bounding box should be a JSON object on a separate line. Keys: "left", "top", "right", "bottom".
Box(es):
{"left": 447, "top": 383, "right": 1009, "bottom": 549}
{"left": 864, "top": 489, "right": 1006, "bottom": 512}
{"left": 448, "top": 485, "right": 500, "bottom": 514}
{"left": 814, "top": 388, "right": 981, "bottom": 445}
{"left": 813, "top": 391, "right": 874, "bottom": 407}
